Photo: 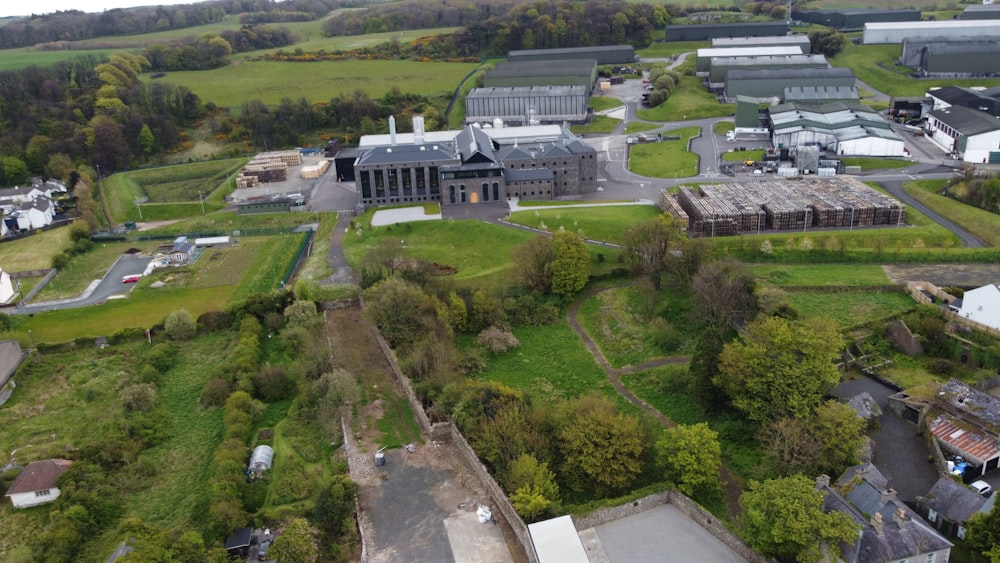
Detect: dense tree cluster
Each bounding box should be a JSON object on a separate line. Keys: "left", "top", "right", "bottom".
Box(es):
{"left": 807, "top": 29, "right": 848, "bottom": 58}
{"left": 144, "top": 26, "right": 297, "bottom": 71}
{"left": 946, "top": 170, "right": 1000, "bottom": 214}
{"left": 325, "top": 0, "right": 665, "bottom": 55}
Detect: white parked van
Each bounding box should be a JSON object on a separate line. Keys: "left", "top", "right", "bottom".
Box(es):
{"left": 970, "top": 480, "right": 992, "bottom": 496}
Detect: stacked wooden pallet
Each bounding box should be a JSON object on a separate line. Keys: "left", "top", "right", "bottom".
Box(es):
{"left": 658, "top": 190, "right": 689, "bottom": 229}
{"left": 677, "top": 186, "right": 740, "bottom": 237}
{"left": 235, "top": 175, "right": 261, "bottom": 189}
{"left": 242, "top": 158, "right": 288, "bottom": 183}
{"left": 256, "top": 150, "right": 302, "bottom": 166}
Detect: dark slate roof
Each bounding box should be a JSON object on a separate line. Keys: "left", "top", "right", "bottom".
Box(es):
{"left": 784, "top": 86, "right": 860, "bottom": 102}
{"left": 726, "top": 67, "right": 854, "bottom": 81}
{"left": 454, "top": 125, "right": 501, "bottom": 165}
{"left": 929, "top": 106, "right": 1000, "bottom": 136}
{"left": 822, "top": 463, "right": 953, "bottom": 562}
{"left": 929, "top": 86, "right": 1000, "bottom": 117}
{"left": 489, "top": 59, "right": 596, "bottom": 80}
{"left": 20, "top": 197, "right": 51, "bottom": 213}
{"left": 506, "top": 169, "right": 554, "bottom": 181}
{"left": 927, "top": 42, "right": 1000, "bottom": 56}
{"left": 5, "top": 459, "right": 72, "bottom": 495}
{"left": 225, "top": 527, "right": 253, "bottom": 550}
{"left": 920, "top": 477, "right": 993, "bottom": 523}
{"left": 355, "top": 142, "right": 457, "bottom": 167}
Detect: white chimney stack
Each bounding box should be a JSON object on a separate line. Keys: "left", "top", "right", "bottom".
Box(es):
{"left": 389, "top": 115, "right": 397, "bottom": 146}
{"left": 413, "top": 116, "right": 425, "bottom": 144}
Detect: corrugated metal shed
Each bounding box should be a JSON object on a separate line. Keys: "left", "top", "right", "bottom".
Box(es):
{"left": 793, "top": 8, "right": 920, "bottom": 28}
{"left": 696, "top": 46, "right": 803, "bottom": 72}
{"left": 666, "top": 21, "right": 789, "bottom": 42}
{"left": 711, "top": 35, "right": 812, "bottom": 53}
{"left": 929, "top": 106, "right": 1000, "bottom": 136}
{"left": 784, "top": 85, "right": 860, "bottom": 103}
{"left": 958, "top": 4, "right": 1000, "bottom": 20}
{"left": 725, "top": 68, "right": 855, "bottom": 100}
{"left": 485, "top": 59, "right": 597, "bottom": 88}
{"left": 865, "top": 20, "right": 1000, "bottom": 44}
{"left": 708, "top": 54, "right": 828, "bottom": 84}
{"left": 508, "top": 45, "right": 635, "bottom": 65}
{"left": 929, "top": 414, "right": 1000, "bottom": 465}
{"left": 465, "top": 85, "right": 588, "bottom": 124}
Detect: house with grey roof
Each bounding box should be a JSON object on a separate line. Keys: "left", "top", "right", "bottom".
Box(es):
{"left": 817, "top": 463, "right": 952, "bottom": 563}
{"left": 917, "top": 476, "right": 996, "bottom": 540}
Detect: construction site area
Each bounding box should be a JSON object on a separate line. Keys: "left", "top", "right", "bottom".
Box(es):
{"left": 659, "top": 177, "right": 906, "bottom": 237}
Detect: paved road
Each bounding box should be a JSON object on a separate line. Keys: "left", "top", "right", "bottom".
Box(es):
{"left": 17, "top": 254, "right": 153, "bottom": 314}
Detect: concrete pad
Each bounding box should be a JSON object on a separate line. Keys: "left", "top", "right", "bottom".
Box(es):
{"left": 605, "top": 107, "right": 627, "bottom": 120}
{"left": 577, "top": 527, "right": 611, "bottom": 563}
{"left": 371, "top": 206, "right": 442, "bottom": 227}
{"left": 591, "top": 504, "right": 747, "bottom": 563}
{"left": 443, "top": 509, "right": 513, "bottom": 563}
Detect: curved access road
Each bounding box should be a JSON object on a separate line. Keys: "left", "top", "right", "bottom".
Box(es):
{"left": 15, "top": 254, "right": 153, "bottom": 314}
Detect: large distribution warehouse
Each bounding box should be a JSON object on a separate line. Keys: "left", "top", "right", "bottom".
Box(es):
{"left": 507, "top": 45, "right": 635, "bottom": 65}
{"left": 768, "top": 101, "right": 906, "bottom": 157}
{"left": 666, "top": 21, "right": 788, "bottom": 41}
{"left": 724, "top": 67, "right": 855, "bottom": 102}
{"left": 864, "top": 20, "right": 1000, "bottom": 44}
{"left": 464, "top": 86, "right": 589, "bottom": 125}
{"left": 711, "top": 35, "right": 811, "bottom": 54}
{"left": 484, "top": 59, "right": 597, "bottom": 88}
{"left": 792, "top": 8, "right": 920, "bottom": 28}
{"left": 707, "top": 54, "right": 829, "bottom": 86}
{"left": 696, "top": 46, "right": 803, "bottom": 73}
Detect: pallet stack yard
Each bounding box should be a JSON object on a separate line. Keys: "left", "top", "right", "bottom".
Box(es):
{"left": 658, "top": 177, "right": 905, "bottom": 237}
{"left": 235, "top": 151, "right": 304, "bottom": 189}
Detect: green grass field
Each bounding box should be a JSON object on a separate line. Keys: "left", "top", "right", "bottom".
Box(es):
{"left": 628, "top": 127, "right": 701, "bottom": 178}
{"left": 508, "top": 205, "right": 663, "bottom": 245}
{"left": 0, "top": 47, "right": 123, "bottom": 71}
{"left": 636, "top": 75, "right": 733, "bottom": 122}
{"left": 590, "top": 96, "right": 624, "bottom": 112}
{"left": 751, "top": 264, "right": 891, "bottom": 286}
{"left": 841, "top": 157, "right": 912, "bottom": 170}
{"left": 624, "top": 121, "right": 661, "bottom": 134}
{"left": 577, "top": 286, "right": 688, "bottom": 368}
{"left": 145, "top": 59, "right": 478, "bottom": 107}
{"left": 722, "top": 149, "right": 765, "bottom": 162}
{"left": 571, "top": 115, "right": 621, "bottom": 135}
{"left": 104, "top": 158, "right": 246, "bottom": 222}
{"left": 713, "top": 121, "right": 735, "bottom": 134}
{"left": 780, "top": 289, "right": 918, "bottom": 329}
{"left": 0, "top": 228, "right": 71, "bottom": 272}
{"left": 142, "top": 210, "right": 321, "bottom": 236}
{"left": 903, "top": 180, "right": 1000, "bottom": 246}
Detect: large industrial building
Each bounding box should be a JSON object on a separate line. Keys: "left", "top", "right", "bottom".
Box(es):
{"left": 791, "top": 8, "right": 920, "bottom": 28}
{"left": 665, "top": 21, "right": 789, "bottom": 42}
{"left": 926, "top": 105, "right": 1000, "bottom": 163}
{"left": 900, "top": 39, "right": 1000, "bottom": 76}
{"left": 483, "top": 59, "right": 597, "bottom": 88}
{"left": 768, "top": 101, "right": 906, "bottom": 157}
{"left": 507, "top": 45, "right": 635, "bottom": 65}
{"left": 724, "top": 67, "right": 855, "bottom": 102}
{"left": 929, "top": 86, "right": 1000, "bottom": 118}
{"left": 711, "top": 35, "right": 811, "bottom": 53}
{"left": 958, "top": 4, "right": 1000, "bottom": 20}
{"left": 464, "top": 85, "right": 589, "bottom": 125}
{"left": 707, "top": 54, "right": 829, "bottom": 86}
{"left": 783, "top": 86, "right": 860, "bottom": 104}
{"left": 864, "top": 20, "right": 1000, "bottom": 44}
{"left": 658, "top": 177, "right": 905, "bottom": 238}
{"left": 695, "top": 46, "right": 804, "bottom": 73}
{"left": 353, "top": 117, "right": 598, "bottom": 207}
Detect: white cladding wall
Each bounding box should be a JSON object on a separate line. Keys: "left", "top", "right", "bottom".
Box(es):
{"left": 836, "top": 136, "right": 906, "bottom": 157}
{"left": 864, "top": 21, "right": 1000, "bottom": 44}
{"left": 927, "top": 115, "right": 1000, "bottom": 162}
{"left": 958, "top": 284, "right": 1000, "bottom": 331}
{"left": 8, "top": 488, "right": 61, "bottom": 509}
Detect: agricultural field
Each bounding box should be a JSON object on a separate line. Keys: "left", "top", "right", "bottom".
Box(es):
{"left": 508, "top": 205, "right": 663, "bottom": 245}
{"left": 0, "top": 228, "right": 72, "bottom": 272}
{"left": 0, "top": 47, "right": 123, "bottom": 72}
{"left": 145, "top": 59, "right": 478, "bottom": 108}
{"left": 104, "top": 158, "right": 247, "bottom": 223}
{"left": 752, "top": 264, "right": 891, "bottom": 287}
{"left": 628, "top": 126, "right": 701, "bottom": 178}
{"left": 251, "top": 26, "right": 463, "bottom": 58}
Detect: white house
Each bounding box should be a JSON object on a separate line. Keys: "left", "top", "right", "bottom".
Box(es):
{"left": 956, "top": 283, "right": 1000, "bottom": 330}
{"left": 10, "top": 196, "right": 54, "bottom": 231}
{"left": 5, "top": 459, "right": 72, "bottom": 508}
{"left": 0, "top": 269, "right": 14, "bottom": 304}
{"left": 926, "top": 106, "right": 1000, "bottom": 163}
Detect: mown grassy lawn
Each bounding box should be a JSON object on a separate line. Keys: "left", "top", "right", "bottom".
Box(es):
{"left": 624, "top": 121, "right": 661, "bottom": 134}
{"left": 628, "top": 127, "right": 700, "bottom": 178}
{"left": 104, "top": 159, "right": 247, "bottom": 223}
{"left": 0, "top": 227, "right": 71, "bottom": 272}
{"left": 147, "top": 59, "right": 478, "bottom": 108}
{"left": 713, "top": 121, "right": 735, "bottom": 134}
{"left": 840, "top": 157, "right": 912, "bottom": 170}
{"left": 230, "top": 233, "right": 308, "bottom": 302}
{"left": 571, "top": 115, "right": 621, "bottom": 135}
{"left": 904, "top": 179, "right": 1000, "bottom": 246}
{"left": 474, "top": 322, "right": 631, "bottom": 410}
{"left": 621, "top": 366, "right": 773, "bottom": 483}
{"left": 636, "top": 75, "right": 733, "bottom": 121}
{"left": 509, "top": 205, "right": 662, "bottom": 244}
{"left": 751, "top": 264, "right": 891, "bottom": 287}
{"left": 590, "top": 96, "right": 624, "bottom": 112}
{"left": 780, "top": 290, "right": 918, "bottom": 329}
{"left": 722, "top": 149, "right": 765, "bottom": 162}
{"left": 345, "top": 216, "right": 539, "bottom": 286}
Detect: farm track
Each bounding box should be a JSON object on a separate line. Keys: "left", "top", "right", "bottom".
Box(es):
{"left": 566, "top": 283, "right": 744, "bottom": 519}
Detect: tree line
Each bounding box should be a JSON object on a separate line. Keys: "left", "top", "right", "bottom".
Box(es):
{"left": 144, "top": 25, "right": 297, "bottom": 71}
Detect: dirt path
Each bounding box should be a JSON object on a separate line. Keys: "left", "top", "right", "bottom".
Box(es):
{"left": 566, "top": 284, "right": 744, "bottom": 519}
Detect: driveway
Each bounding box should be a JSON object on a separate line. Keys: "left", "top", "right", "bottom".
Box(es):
{"left": 16, "top": 254, "right": 153, "bottom": 314}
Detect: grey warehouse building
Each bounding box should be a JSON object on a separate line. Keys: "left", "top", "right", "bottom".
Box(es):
{"left": 507, "top": 45, "right": 635, "bottom": 65}
{"left": 791, "top": 8, "right": 920, "bottom": 29}
{"left": 711, "top": 35, "right": 811, "bottom": 54}
{"left": 665, "top": 21, "right": 789, "bottom": 41}
{"left": 707, "top": 54, "right": 829, "bottom": 86}
{"left": 484, "top": 59, "right": 597, "bottom": 88}
{"left": 465, "top": 85, "right": 589, "bottom": 125}
{"left": 724, "top": 67, "right": 856, "bottom": 102}
{"left": 959, "top": 4, "right": 1000, "bottom": 20}
{"left": 903, "top": 41, "right": 1000, "bottom": 77}
{"left": 784, "top": 86, "right": 860, "bottom": 104}
{"left": 354, "top": 120, "right": 598, "bottom": 207}
{"left": 864, "top": 20, "right": 1000, "bottom": 44}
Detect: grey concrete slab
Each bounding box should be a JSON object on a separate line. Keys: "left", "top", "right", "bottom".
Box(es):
{"left": 577, "top": 527, "right": 611, "bottom": 563}
{"left": 588, "top": 504, "right": 748, "bottom": 563}
{"left": 443, "top": 508, "right": 511, "bottom": 563}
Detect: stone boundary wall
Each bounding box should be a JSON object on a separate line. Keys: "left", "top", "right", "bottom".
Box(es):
{"left": 360, "top": 301, "right": 532, "bottom": 561}
{"left": 18, "top": 268, "right": 58, "bottom": 303}
{"left": 572, "top": 490, "right": 774, "bottom": 563}
{"left": 10, "top": 268, "right": 54, "bottom": 279}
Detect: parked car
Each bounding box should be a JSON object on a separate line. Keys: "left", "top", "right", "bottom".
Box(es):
{"left": 122, "top": 275, "right": 141, "bottom": 284}
{"left": 970, "top": 480, "right": 993, "bottom": 497}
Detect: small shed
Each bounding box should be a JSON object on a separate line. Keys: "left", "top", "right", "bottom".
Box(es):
{"left": 225, "top": 527, "right": 254, "bottom": 559}
{"left": 248, "top": 445, "right": 274, "bottom": 476}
